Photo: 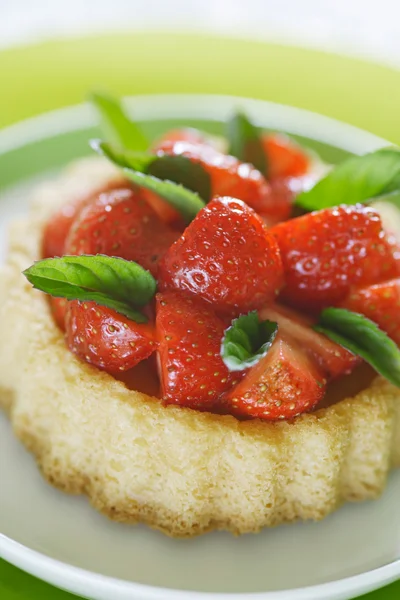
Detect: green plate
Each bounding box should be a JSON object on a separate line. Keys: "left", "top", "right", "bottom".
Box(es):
{"left": 1, "top": 32, "right": 400, "bottom": 600}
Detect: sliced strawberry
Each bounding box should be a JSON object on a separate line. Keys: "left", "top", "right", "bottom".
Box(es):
{"left": 141, "top": 190, "right": 183, "bottom": 228}
{"left": 158, "top": 196, "right": 284, "bottom": 315}
{"left": 262, "top": 134, "right": 310, "bottom": 180}
{"left": 49, "top": 297, "right": 68, "bottom": 331}
{"left": 272, "top": 204, "right": 398, "bottom": 311}
{"left": 65, "top": 187, "right": 179, "bottom": 276}
{"left": 65, "top": 301, "right": 157, "bottom": 374}
{"left": 156, "top": 292, "right": 236, "bottom": 408}
{"left": 155, "top": 139, "right": 277, "bottom": 216}
{"left": 42, "top": 180, "right": 129, "bottom": 259}
{"left": 341, "top": 278, "right": 400, "bottom": 345}
{"left": 224, "top": 333, "right": 326, "bottom": 420}
{"left": 259, "top": 304, "right": 360, "bottom": 380}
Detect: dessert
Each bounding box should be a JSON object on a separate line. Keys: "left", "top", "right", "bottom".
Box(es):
{"left": 1, "top": 93, "right": 400, "bottom": 537}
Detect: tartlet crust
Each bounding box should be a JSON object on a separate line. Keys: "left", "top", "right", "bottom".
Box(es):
{"left": 1, "top": 157, "right": 400, "bottom": 538}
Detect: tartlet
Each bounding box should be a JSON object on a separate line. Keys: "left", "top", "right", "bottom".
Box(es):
{"left": 1, "top": 157, "right": 400, "bottom": 538}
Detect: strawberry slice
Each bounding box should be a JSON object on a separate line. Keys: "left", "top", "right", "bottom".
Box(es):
{"left": 156, "top": 292, "right": 236, "bottom": 408}
{"left": 259, "top": 304, "right": 360, "bottom": 379}
{"left": 65, "top": 187, "right": 179, "bottom": 276}
{"left": 65, "top": 301, "right": 157, "bottom": 374}
{"left": 155, "top": 139, "right": 276, "bottom": 216}
{"left": 42, "top": 180, "right": 129, "bottom": 259}
{"left": 262, "top": 134, "right": 310, "bottom": 180}
{"left": 341, "top": 278, "right": 400, "bottom": 345}
{"left": 224, "top": 333, "right": 326, "bottom": 420}
{"left": 158, "top": 196, "right": 284, "bottom": 315}
{"left": 49, "top": 297, "right": 68, "bottom": 331}
{"left": 272, "top": 204, "right": 398, "bottom": 311}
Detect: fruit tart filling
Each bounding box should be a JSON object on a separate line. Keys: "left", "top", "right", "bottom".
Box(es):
{"left": 24, "top": 93, "right": 400, "bottom": 421}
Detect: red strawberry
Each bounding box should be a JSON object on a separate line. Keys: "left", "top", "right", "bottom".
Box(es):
{"left": 156, "top": 292, "right": 236, "bottom": 408}
{"left": 272, "top": 204, "right": 398, "bottom": 311}
{"left": 65, "top": 187, "right": 179, "bottom": 276}
{"left": 141, "top": 190, "right": 183, "bottom": 228}
{"left": 158, "top": 196, "right": 284, "bottom": 315}
{"left": 224, "top": 333, "right": 326, "bottom": 420}
{"left": 341, "top": 278, "right": 400, "bottom": 345}
{"left": 259, "top": 304, "right": 360, "bottom": 380}
{"left": 155, "top": 140, "right": 277, "bottom": 216}
{"left": 49, "top": 297, "right": 68, "bottom": 331}
{"left": 262, "top": 134, "right": 310, "bottom": 180}
{"left": 42, "top": 180, "right": 129, "bottom": 259}
{"left": 65, "top": 301, "right": 157, "bottom": 374}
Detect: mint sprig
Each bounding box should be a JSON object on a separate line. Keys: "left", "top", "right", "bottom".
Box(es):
{"left": 221, "top": 311, "right": 278, "bottom": 371}
{"left": 296, "top": 147, "right": 400, "bottom": 212}
{"left": 23, "top": 255, "right": 156, "bottom": 323}
{"left": 92, "top": 139, "right": 211, "bottom": 201}
{"left": 315, "top": 307, "right": 400, "bottom": 387}
{"left": 90, "top": 91, "right": 148, "bottom": 152}
{"left": 227, "top": 111, "right": 267, "bottom": 176}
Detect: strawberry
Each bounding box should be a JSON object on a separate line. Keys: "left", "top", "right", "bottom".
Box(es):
{"left": 49, "top": 297, "right": 68, "bottom": 331}
{"left": 259, "top": 304, "right": 360, "bottom": 380}
{"left": 272, "top": 204, "right": 398, "bottom": 311}
{"left": 141, "top": 190, "right": 183, "bottom": 228}
{"left": 224, "top": 333, "right": 326, "bottom": 420}
{"left": 65, "top": 187, "right": 179, "bottom": 276}
{"left": 42, "top": 180, "right": 129, "bottom": 259}
{"left": 262, "top": 133, "right": 310, "bottom": 180}
{"left": 341, "top": 278, "right": 400, "bottom": 345}
{"left": 158, "top": 196, "right": 284, "bottom": 315}
{"left": 156, "top": 292, "right": 236, "bottom": 408}
{"left": 155, "top": 139, "right": 277, "bottom": 216}
{"left": 65, "top": 301, "right": 157, "bottom": 374}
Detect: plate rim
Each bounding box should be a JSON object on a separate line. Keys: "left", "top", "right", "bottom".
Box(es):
{"left": 0, "top": 93, "right": 398, "bottom": 600}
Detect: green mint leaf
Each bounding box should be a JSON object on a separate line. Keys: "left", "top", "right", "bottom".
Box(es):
{"left": 90, "top": 91, "right": 148, "bottom": 152}
{"left": 227, "top": 112, "right": 267, "bottom": 175}
{"left": 23, "top": 255, "right": 157, "bottom": 323}
{"left": 296, "top": 147, "right": 400, "bottom": 211}
{"left": 123, "top": 170, "right": 205, "bottom": 224}
{"left": 92, "top": 140, "right": 211, "bottom": 201}
{"left": 148, "top": 155, "right": 211, "bottom": 201}
{"left": 91, "top": 139, "right": 154, "bottom": 172}
{"left": 221, "top": 311, "right": 278, "bottom": 372}
{"left": 315, "top": 307, "right": 400, "bottom": 387}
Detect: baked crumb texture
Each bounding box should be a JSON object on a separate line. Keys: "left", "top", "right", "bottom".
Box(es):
{"left": 1, "top": 158, "right": 400, "bottom": 538}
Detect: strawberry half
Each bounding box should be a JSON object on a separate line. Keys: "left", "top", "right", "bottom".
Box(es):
{"left": 158, "top": 196, "right": 284, "bottom": 315}
{"left": 65, "top": 301, "right": 157, "bottom": 374}
{"left": 259, "top": 304, "right": 360, "bottom": 380}
{"left": 156, "top": 292, "right": 236, "bottom": 408}
{"left": 224, "top": 333, "right": 326, "bottom": 420}
{"left": 272, "top": 204, "right": 398, "bottom": 311}
{"left": 262, "top": 134, "right": 310, "bottom": 180}
{"left": 42, "top": 180, "right": 129, "bottom": 259}
{"left": 65, "top": 187, "right": 179, "bottom": 276}
{"left": 155, "top": 139, "right": 276, "bottom": 216}
{"left": 342, "top": 278, "right": 400, "bottom": 345}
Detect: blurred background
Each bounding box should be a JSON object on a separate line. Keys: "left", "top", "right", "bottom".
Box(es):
{"left": 2, "top": 0, "right": 400, "bottom": 66}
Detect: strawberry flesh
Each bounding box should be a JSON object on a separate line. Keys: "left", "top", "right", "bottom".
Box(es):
{"left": 155, "top": 139, "right": 276, "bottom": 216}
{"left": 342, "top": 278, "right": 400, "bottom": 345}
{"left": 65, "top": 187, "right": 179, "bottom": 276}
{"left": 262, "top": 134, "right": 310, "bottom": 180}
{"left": 224, "top": 333, "right": 326, "bottom": 420}
{"left": 65, "top": 301, "right": 157, "bottom": 374}
{"left": 156, "top": 292, "right": 236, "bottom": 408}
{"left": 272, "top": 204, "right": 398, "bottom": 311}
{"left": 259, "top": 304, "right": 360, "bottom": 380}
{"left": 158, "top": 196, "right": 284, "bottom": 315}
